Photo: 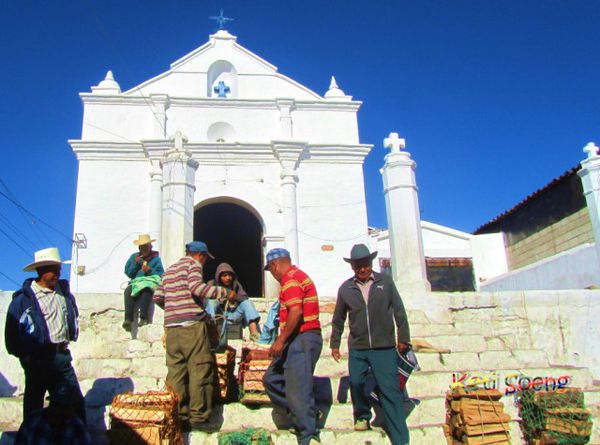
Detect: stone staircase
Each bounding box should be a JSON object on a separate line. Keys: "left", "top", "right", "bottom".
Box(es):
{"left": 0, "top": 293, "right": 599, "bottom": 444}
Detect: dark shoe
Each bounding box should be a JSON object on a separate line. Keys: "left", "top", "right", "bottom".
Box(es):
{"left": 122, "top": 320, "right": 132, "bottom": 332}
{"left": 138, "top": 318, "right": 148, "bottom": 327}
{"left": 354, "top": 419, "right": 370, "bottom": 431}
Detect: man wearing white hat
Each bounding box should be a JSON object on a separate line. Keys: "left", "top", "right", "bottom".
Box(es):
{"left": 4, "top": 247, "right": 86, "bottom": 424}
{"left": 122, "top": 234, "right": 164, "bottom": 331}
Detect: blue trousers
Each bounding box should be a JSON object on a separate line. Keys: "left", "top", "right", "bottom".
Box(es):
{"left": 349, "top": 348, "right": 409, "bottom": 445}
{"left": 205, "top": 299, "right": 260, "bottom": 328}
{"left": 20, "top": 348, "right": 86, "bottom": 423}
{"left": 263, "top": 331, "right": 322, "bottom": 445}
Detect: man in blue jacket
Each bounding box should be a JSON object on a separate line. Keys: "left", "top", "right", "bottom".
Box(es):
{"left": 123, "top": 234, "right": 164, "bottom": 331}
{"left": 4, "top": 247, "right": 85, "bottom": 423}
{"left": 330, "top": 244, "right": 410, "bottom": 445}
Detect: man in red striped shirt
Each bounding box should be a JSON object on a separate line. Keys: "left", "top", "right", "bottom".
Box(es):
{"left": 153, "top": 241, "right": 234, "bottom": 431}
{"left": 262, "top": 248, "right": 322, "bottom": 445}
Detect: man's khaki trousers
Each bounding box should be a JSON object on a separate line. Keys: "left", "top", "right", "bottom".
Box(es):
{"left": 165, "top": 321, "right": 214, "bottom": 424}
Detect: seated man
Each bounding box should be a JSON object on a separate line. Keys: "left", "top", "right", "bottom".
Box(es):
{"left": 205, "top": 263, "right": 261, "bottom": 340}
{"left": 123, "top": 234, "right": 164, "bottom": 331}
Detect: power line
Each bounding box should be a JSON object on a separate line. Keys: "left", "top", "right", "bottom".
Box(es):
{"left": 0, "top": 211, "right": 38, "bottom": 250}
{"left": 0, "top": 177, "right": 50, "bottom": 246}
{"left": 0, "top": 226, "right": 31, "bottom": 256}
{"left": 0, "top": 270, "right": 20, "bottom": 288}
{"left": 0, "top": 190, "right": 73, "bottom": 243}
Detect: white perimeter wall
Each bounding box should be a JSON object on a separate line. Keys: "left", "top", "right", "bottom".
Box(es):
{"left": 480, "top": 243, "right": 600, "bottom": 291}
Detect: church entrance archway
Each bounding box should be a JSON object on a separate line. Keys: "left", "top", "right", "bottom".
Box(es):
{"left": 194, "top": 199, "right": 263, "bottom": 297}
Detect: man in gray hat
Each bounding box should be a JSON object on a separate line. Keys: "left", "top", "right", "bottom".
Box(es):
{"left": 330, "top": 244, "right": 411, "bottom": 445}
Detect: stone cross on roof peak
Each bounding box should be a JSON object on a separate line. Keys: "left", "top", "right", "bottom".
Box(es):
{"left": 209, "top": 9, "right": 234, "bottom": 30}
{"left": 384, "top": 132, "right": 406, "bottom": 154}
{"left": 584, "top": 142, "right": 599, "bottom": 159}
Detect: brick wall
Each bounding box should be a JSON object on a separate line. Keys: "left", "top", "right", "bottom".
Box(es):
{"left": 507, "top": 208, "right": 594, "bottom": 270}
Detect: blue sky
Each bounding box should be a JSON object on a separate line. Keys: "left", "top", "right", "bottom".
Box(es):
{"left": 1, "top": 0, "right": 599, "bottom": 290}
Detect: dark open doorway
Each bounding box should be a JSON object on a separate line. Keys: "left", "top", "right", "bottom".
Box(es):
{"left": 194, "top": 200, "right": 263, "bottom": 297}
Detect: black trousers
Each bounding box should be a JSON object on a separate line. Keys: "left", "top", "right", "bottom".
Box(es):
{"left": 124, "top": 285, "right": 154, "bottom": 322}
{"left": 20, "top": 348, "right": 86, "bottom": 422}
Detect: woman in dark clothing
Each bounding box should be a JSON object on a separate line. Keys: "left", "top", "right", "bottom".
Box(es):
{"left": 205, "top": 263, "right": 261, "bottom": 340}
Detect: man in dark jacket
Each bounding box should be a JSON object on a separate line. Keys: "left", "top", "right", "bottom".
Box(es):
{"left": 4, "top": 247, "right": 85, "bottom": 423}
{"left": 330, "top": 244, "right": 410, "bottom": 445}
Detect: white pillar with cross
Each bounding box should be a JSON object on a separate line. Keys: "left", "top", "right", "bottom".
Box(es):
{"left": 381, "top": 132, "right": 431, "bottom": 297}
{"left": 578, "top": 142, "right": 600, "bottom": 268}
{"left": 160, "top": 131, "right": 199, "bottom": 268}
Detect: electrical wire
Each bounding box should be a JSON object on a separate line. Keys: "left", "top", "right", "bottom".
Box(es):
{"left": 0, "top": 270, "right": 20, "bottom": 288}
{"left": 0, "top": 177, "right": 51, "bottom": 246}
{"left": 0, "top": 190, "right": 73, "bottom": 243}
{"left": 0, "top": 211, "right": 38, "bottom": 250}
{"left": 0, "top": 227, "right": 31, "bottom": 256}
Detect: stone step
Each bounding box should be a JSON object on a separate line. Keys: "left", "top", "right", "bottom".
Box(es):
{"left": 71, "top": 348, "right": 555, "bottom": 385}
{"left": 76, "top": 364, "right": 594, "bottom": 405}
{"left": 3, "top": 388, "right": 600, "bottom": 444}
{"left": 0, "top": 397, "right": 537, "bottom": 444}
{"left": 2, "top": 366, "right": 595, "bottom": 428}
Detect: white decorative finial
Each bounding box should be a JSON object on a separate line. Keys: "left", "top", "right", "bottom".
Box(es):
{"left": 324, "top": 75, "right": 351, "bottom": 100}
{"left": 91, "top": 69, "right": 121, "bottom": 94}
{"left": 584, "top": 142, "right": 599, "bottom": 159}
{"left": 384, "top": 132, "right": 405, "bottom": 154}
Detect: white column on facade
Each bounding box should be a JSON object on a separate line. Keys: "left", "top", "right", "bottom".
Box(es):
{"left": 148, "top": 162, "right": 163, "bottom": 249}
{"left": 276, "top": 99, "right": 295, "bottom": 138}
{"left": 381, "top": 132, "right": 431, "bottom": 295}
{"left": 578, "top": 142, "right": 600, "bottom": 265}
{"left": 263, "top": 235, "right": 286, "bottom": 298}
{"left": 161, "top": 131, "right": 199, "bottom": 268}
{"left": 150, "top": 94, "right": 169, "bottom": 138}
{"left": 272, "top": 140, "right": 306, "bottom": 265}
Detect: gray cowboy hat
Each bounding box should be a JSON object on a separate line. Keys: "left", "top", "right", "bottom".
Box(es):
{"left": 343, "top": 244, "right": 378, "bottom": 263}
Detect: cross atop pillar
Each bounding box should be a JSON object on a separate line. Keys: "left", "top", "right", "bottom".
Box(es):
{"left": 173, "top": 131, "right": 187, "bottom": 151}
{"left": 584, "top": 142, "right": 599, "bottom": 159}
{"left": 384, "top": 132, "right": 406, "bottom": 154}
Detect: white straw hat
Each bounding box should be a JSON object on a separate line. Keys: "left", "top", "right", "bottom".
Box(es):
{"left": 133, "top": 234, "right": 156, "bottom": 246}
{"left": 23, "top": 247, "right": 70, "bottom": 272}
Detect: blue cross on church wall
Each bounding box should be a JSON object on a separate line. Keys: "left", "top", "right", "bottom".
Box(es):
{"left": 214, "top": 81, "right": 230, "bottom": 98}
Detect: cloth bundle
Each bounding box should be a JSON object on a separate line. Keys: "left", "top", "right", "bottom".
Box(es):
{"left": 108, "top": 390, "right": 183, "bottom": 445}
{"left": 214, "top": 346, "right": 237, "bottom": 402}
{"left": 518, "top": 387, "right": 592, "bottom": 444}
{"left": 238, "top": 347, "right": 272, "bottom": 405}
{"left": 444, "top": 388, "right": 512, "bottom": 445}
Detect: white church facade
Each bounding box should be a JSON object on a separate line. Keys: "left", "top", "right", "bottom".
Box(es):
{"left": 70, "top": 30, "right": 373, "bottom": 298}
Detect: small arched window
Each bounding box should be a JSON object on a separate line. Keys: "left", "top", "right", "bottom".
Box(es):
{"left": 207, "top": 60, "right": 238, "bottom": 98}
{"left": 207, "top": 122, "right": 236, "bottom": 142}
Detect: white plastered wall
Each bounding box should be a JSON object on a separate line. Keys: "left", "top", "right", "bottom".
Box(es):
{"left": 297, "top": 162, "right": 369, "bottom": 296}
{"left": 71, "top": 160, "right": 151, "bottom": 293}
